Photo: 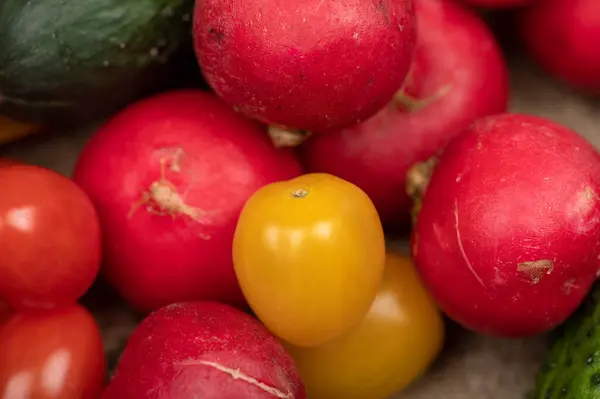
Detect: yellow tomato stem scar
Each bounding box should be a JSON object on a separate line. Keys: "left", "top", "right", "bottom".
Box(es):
{"left": 291, "top": 188, "right": 309, "bottom": 199}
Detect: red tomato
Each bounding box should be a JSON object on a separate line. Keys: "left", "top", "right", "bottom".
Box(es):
{"left": 0, "top": 305, "right": 106, "bottom": 399}
{"left": 0, "top": 165, "right": 102, "bottom": 310}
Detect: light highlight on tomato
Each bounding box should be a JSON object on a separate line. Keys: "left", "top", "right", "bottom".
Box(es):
{"left": 0, "top": 305, "right": 106, "bottom": 399}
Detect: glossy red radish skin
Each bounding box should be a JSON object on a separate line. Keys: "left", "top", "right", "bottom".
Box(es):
{"left": 0, "top": 302, "right": 10, "bottom": 325}
{"left": 411, "top": 113, "right": 600, "bottom": 338}
{"left": 299, "top": 0, "right": 508, "bottom": 226}
{"left": 73, "top": 90, "right": 303, "bottom": 313}
{"left": 193, "top": 0, "right": 416, "bottom": 134}
{"left": 461, "top": 0, "right": 534, "bottom": 8}
{"left": 102, "top": 302, "right": 306, "bottom": 399}
{"left": 520, "top": 0, "right": 600, "bottom": 94}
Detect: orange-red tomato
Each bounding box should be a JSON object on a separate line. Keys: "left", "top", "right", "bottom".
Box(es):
{"left": 285, "top": 251, "right": 445, "bottom": 399}
{"left": 233, "top": 173, "right": 386, "bottom": 347}
{"left": 0, "top": 305, "right": 106, "bottom": 399}
{"left": 0, "top": 165, "right": 102, "bottom": 310}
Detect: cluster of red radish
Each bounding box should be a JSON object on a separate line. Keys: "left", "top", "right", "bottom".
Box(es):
{"left": 1, "top": 0, "right": 600, "bottom": 397}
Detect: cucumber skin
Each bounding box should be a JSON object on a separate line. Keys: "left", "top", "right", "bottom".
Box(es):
{"left": 0, "top": 0, "right": 195, "bottom": 125}
{"left": 532, "top": 284, "right": 600, "bottom": 399}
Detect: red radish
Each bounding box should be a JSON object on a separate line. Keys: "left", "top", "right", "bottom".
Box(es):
{"left": 102, "top": 301, "right": 306, "bottom": 399}
{"left": 298, "top": 0, "right": 509, "bottom": 226}
{"left": 72, "top": 90, "right": 303, "bottom": 313}
{"left": 520, "top": 0, "right": 600, "bottom": 94}
{"left": 460, "top": 0, "right": 535, "bottom": 8}
{"left": 193, "top": 0, "right": 417, "bottom": 142}
{"left": 0, "top": 302, "right": 9, "bottom": 325}
{"left": 410, "top": 113, "right": 600, "bottom": 338}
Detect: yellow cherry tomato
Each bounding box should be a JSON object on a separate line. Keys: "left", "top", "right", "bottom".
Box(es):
{"left": 233, "top": 173, "right": 386, "bottom": 347}
{"left": 0, "top": 116, "right": 40, "bottom": 145}
{"left": 284, "top": 251, "right": 445, "bottom": 399}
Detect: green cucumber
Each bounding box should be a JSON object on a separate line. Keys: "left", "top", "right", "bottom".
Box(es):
{"left": 0, "top": 0, "right": 196, "bottom": 125}
{"left": 532, "top": 283, "right": 600, "bottom": 398}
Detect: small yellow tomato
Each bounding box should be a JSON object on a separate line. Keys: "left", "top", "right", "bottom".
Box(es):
{"left": 285, "top": 251, "right": 445, "bottom": 399}
{"left": 0, "top": 116, "right": 40, "bottom": 145}
{"left": 233, "top": 173, "right": 386, "bottom": 347}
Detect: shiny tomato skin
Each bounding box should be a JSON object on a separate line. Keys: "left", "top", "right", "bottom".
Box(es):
{"left": 233, "top": 173, "right": 386, "bottom": 347}
{"left": 285, "top": 252, "right": 445, "bottom": 399}
{"left": 0, "top": 305, "right": 106, "bottom": 399}
{"left": 0, "top": 165, "right": 102, "bottom": 310}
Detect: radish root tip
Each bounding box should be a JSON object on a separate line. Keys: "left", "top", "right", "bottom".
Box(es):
{"left": 393, "top": 84, "right": 452, "bottom": 112}
{"left": 128, "top": 154, "right": 207, "bottom": 224}
{"left": 268, "top": 125, "right": 310, "bottom": 148}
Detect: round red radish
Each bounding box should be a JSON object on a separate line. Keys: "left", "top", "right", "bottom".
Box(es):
{"left": 410, "top": 113, "right": 600, "bottom": 338}
{"left": 0, "top": 302, "right": 10, "bottom": 325}
{"left": 520, "top": 0, "right": 600, "bottom": 94}
{"left": 460, "top": 0, "right": 535, "bottom": 8}
{"left": 298, "top": 0, "right": 508, "bottom": 226}
{"left": 72, "top": 90, "right": 303, "bottom": 313}
{"left": 193, "top": 0, "right": 416, "bottom": 138}
{"left": 102, "top": 301, "right": 306, "bottom": 399}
